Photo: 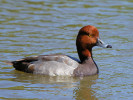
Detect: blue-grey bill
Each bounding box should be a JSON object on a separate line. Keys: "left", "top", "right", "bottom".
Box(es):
{"left": 96, "top": 38, "right": 112, "bottom": 48}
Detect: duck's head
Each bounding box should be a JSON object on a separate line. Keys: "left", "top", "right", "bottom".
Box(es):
{"left": 76, "top": 25, "right": 112, "bottom": 62}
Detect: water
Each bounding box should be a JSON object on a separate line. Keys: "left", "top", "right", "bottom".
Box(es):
{"left": 0, "top": 0, "right": 133, "bottom": 99}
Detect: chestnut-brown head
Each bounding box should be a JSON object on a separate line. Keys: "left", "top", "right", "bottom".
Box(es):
{"left": 76, "top": 25, "right": 112, "bottom": 62}
{"left": 76, "top": 25, "right": 99, "bottom": 49}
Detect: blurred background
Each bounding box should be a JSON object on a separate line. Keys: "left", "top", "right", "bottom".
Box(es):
{"left": 0, "top": 0, "right": 133, "bottom": 99}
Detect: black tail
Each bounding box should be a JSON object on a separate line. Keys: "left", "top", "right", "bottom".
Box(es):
{"left": 5, "top": 56, "right": 39, "bottom": 72}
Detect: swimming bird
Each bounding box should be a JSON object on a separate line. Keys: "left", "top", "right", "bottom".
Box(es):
{"left": 6, "top": 25, "right": 112, "bottom": 76}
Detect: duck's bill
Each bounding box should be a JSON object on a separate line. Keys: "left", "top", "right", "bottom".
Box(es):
{"left": 96, "top": 38, "right": 112, "bottom": 48}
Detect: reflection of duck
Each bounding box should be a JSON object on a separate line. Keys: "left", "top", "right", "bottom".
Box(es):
{"left": 6, "top": 25, "right": 112, "bottom": 76}
{"left": 12, "top": 70, "right": 79, "bottom": 85}
{"left": 73, "top": 75, "right": 98, "bottom": 100}
{"left": 12, "top": 71, "right": 98, "bottom": 99}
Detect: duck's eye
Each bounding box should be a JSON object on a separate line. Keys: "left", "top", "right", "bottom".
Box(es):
{"left": 88, "top": 34, "right": 91, "bottom": 37}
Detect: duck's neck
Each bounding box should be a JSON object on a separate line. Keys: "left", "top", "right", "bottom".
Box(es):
{"left": 77, "top": 47, "right": 93, "bottom": 63}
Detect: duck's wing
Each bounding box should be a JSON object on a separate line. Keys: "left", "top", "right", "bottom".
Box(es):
{"left": 5, "top": 54, "right": 80, "bottom": 73}
{"left": 67, "top": 55, "right": 81, "bottom": 63}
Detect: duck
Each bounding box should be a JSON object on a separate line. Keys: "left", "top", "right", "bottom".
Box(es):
{"left": 6, "top": 25, "right": 112, "bottom": 77}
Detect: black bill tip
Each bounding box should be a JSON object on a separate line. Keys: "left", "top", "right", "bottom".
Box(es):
{"left": 106, "top": 45, "right": 112, "bottom": 48}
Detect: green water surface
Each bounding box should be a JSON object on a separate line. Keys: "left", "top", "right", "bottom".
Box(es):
{"left": 0, "top": 0, "right": 133, "bottom": 100}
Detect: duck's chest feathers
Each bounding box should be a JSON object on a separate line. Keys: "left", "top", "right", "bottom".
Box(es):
{"left": 73, "top": 57, "right": 98, "bottom": 76}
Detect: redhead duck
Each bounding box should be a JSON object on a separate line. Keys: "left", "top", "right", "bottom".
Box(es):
{"left": 6, "top": 25, "right": 112, "bottom": 76}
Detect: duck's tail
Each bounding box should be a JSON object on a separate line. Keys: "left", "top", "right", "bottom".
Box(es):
{"left": 4, "top": 56, "right": 39, "bottom": 73}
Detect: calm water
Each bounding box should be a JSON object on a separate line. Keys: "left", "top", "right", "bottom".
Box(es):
{"left": 0, "top": 0, "right": 133, "bottom": 99}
